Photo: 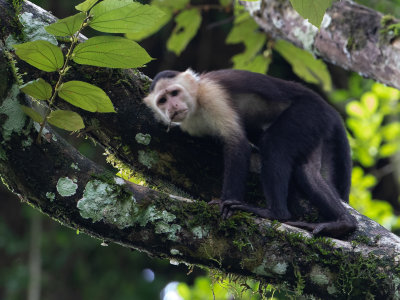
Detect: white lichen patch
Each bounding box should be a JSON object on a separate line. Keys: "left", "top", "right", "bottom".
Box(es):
{"left": 327, "top": 284, "right": 338, "bottom": 295}
{"left": 292, "top": 19, "right": 319, "bottom": 53}
{"left": 135, "top": 133, "right": 151, "bottom": 145}
{"left": 22, "top": 137, "right": 33, "bottom": 149}
{"left": 170, "top": 249, "right": 181, "bottom": 255}
{"left": 114, "top": 177, "right": 125, "bottom": 186}
{"left": 135, "top": 206, "right": 182, "bottom": 241}
{"left": 138, "top": 150, "right": 159, "bottom": 169}
{"left": 46, "top": 192, "right": 55, "bottom": 202}
{"left": 253, "top": 260, "right": 273, "bottom": 277}
{"left": 310, "top": 266, "right": 331, "bottom": 286}
{"left": 70, "top": 163, "right": 80, "bottom": 170}
{"left": 192, "top": 226, "right": 210, "bottom": 239}
{"left": 56, "top": 177, "right": 78, "bottom": 197}
{"left": 77, "top": 179, "right": 136, "bottom": 229}
{"left": 0, "top": 85, "right": 27, "bottom": 142}
{"left": 272, "top": 262, "right": 288, "bottom": 275}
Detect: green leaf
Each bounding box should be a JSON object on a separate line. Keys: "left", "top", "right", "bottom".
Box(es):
{"left": 379, "top": 143, "right": 399, "bottom": 157}
{"left": 75, "top": 0, "right": 99, "bottom": 12}
{"left": 289, "top": 0, "right": 333, "bottom": 27}
{"left": 45, "top": 13, "right": 86, "bottom": 36}
{"left": 13, "top": 40, "right": 64, "bottom": 72}
{"left": 274, "top": 40, "right": 332, "bottom": 92}
{"left": 361, "top": 92, "right": 378, "bottom": 115}
{"left": 219, "top": 0, "right": 232, "bottom": 5}
{"left": 47, "top": 110, "right": 85, "bottom": 131}
{"left": 151, "top": 0, "right": 189, "bottom": 11}
{"left": 346, "top": 102, "right": 365, "bottom": 118}
{"left": 20, "top": 78, "right": 52, "bottom": 100}
{"left": 167, "top": 9, "right": 202, "bottom": 56}
{"left": 90, "top": 0, "right": 165, "bottom": 34}
{"left": 72, "top": 36, "right": 152, "bottom": 68}
{"left": 20, "top": 105, "right": 44, "bottom": 123}
{"left": 58, "top": 80, "right": 115, "bottom": 113}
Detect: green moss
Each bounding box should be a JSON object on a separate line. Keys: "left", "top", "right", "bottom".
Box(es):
{"left": 0, "top": 147, "right": 7, "bottom": 161}
{"left": 380, "top": 15, "right": 400, "bottom": 42}
{"left": 56, "top": 177, "right": 78, "bottom": 197}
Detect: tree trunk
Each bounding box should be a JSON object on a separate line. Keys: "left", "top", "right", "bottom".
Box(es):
{"left": 0, "top": 1, "right": 399, "bottom": 298}
{"left": 246, "top": 0, "right": 400, "bottom": 90}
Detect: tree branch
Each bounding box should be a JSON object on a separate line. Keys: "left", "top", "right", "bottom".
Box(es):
{"left": 0, "top": 1, "right": 399, "bottom": 298}
{"left": 246, "top": 0, "right": 400, "bottom": 90}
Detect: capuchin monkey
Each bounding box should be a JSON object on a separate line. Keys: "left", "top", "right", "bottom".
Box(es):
{"left": 143, "top": 69, "right": 357, "bottom": 238}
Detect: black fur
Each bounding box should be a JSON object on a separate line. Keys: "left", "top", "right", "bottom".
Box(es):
{"left": 204, "top": 70, "right": 356, "bottom": 237}
{"left": 149, "top": 70, "right": 179, "bottom": 92}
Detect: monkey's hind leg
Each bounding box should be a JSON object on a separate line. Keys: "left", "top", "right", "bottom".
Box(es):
{"left": 286, "top": 144, "right": 357, "bottom": 238}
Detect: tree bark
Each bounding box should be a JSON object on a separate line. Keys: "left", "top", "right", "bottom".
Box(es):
{"left": 0, "top": 1, "right": 400, "bottom": 298}
{"left": 245, "top": 0, "right": 400, "bottom": 90}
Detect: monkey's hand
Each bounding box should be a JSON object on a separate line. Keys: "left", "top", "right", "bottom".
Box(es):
{"left": 208, "top": 198, "right": 239, "bottom": 219}
{"left": 209, "top": 199, "right": 285, "bottom": 220}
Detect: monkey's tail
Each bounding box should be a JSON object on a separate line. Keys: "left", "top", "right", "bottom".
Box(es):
{"left": 330, "top": 124, "right": 352, "bottom": 203}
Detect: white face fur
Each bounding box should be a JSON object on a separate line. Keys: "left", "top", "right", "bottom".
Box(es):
{"left": 143, "top": 70, "right": 200, "bottom": 126}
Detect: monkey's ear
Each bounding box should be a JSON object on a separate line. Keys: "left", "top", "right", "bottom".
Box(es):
{"left": 183, "top": 68, "right": 200, "bottom": 81}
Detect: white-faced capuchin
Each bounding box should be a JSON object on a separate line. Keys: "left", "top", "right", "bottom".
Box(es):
{"left": 143, "top": 69, "right": 357, "bottom": 238}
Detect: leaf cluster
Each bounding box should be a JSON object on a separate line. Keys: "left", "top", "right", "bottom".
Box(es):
{"left": 13, "top": 0, "right": 163, "bottom": 134}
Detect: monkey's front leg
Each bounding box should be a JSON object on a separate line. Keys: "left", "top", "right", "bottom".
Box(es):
{"left": 209, "top": 136, "right": 251, "bottom": 219}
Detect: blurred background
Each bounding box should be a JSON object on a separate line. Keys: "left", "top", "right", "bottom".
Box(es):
{"left": 1, "top": 0, "right": 400, "bottom": 299}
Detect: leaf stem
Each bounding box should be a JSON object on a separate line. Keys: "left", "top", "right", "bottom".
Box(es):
{"left": 36, "top": 14, "right": 91, "bottom": 144}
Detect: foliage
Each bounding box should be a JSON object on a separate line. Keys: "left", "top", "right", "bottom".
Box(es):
{"left": 177, "top": 276, "right": 271, "bottom": 299}
{"left": 330, "top": 76, "right": 400, "bottom": 231}
{"left": 13, "top": 0, "right": 162, "bottom": 140}
{"left": 289, "top": 0, "right": 333, "bottom": 27}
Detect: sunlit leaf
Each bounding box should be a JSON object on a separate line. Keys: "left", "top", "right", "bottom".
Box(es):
{"left": 167, "top": 9, "right": 202, "bottom": 56}
{"left": 382, "top": 123, "right": 400, "bottom": 141}
{"left": 58, "top": 80, "right": 115, "bottom": 113}
{"left": 274, "top": 40, "right": 332, "bottom": 91}
{"left": 75, "top": 0, "right": 99, "bottom": 12}
{"left": 289, "top": 0, "right": 333, "bottom": 27}
{"left": 47, "top": 110, "right": 85, "bottom": 131}
{"left": 13, "top": 40, "right": 64, "bottom": 72}
{"left": 20, "top": 78, "right": 52, "bottom": 100}
{"left": 20, "top": 105, "right": 44, "bottom": 123}
{"left": 72, "top": 36, "right": 152, "bottom": 68}
{"left": 361, "top": 92, "right": 378, "bottom": 115}
{"left": 379, "top": 143, "right": 399, "bottom": 157}
{"left": 346, "top": 102, "right": 365, "bottom": 118}
{"left": 90, "top": 0, "right": 164, "bottom": 34}
{"left": 45, "top": 13, "right": 86, "bottom": 36}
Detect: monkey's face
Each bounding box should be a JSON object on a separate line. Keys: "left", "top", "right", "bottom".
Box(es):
{"left": 144, "top": 83, "right": 197, "bottom": 126}
{"left": 154, "top": 84, "right": 191, "bottom": 123}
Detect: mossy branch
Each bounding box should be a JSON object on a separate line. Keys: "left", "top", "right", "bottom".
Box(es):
{"left": 0, "top": 1, "right": 400, "bottom": 299}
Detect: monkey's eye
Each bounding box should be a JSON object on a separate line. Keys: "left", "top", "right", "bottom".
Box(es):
{"left": 170, "top": 90, "right": 179, "bottom": 97}
{"left": 158, "top": 97, "right": 167, "bottom": 105}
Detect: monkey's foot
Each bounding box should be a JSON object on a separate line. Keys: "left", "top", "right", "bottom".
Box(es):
{"left": 285, "top": 219, "right": 357, "bottom": 238}
{"left": 209, "top": 199, "right": 291, "bottom": 220}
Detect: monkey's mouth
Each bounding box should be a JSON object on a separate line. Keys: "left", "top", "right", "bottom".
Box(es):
{"left": 171, "top": 109, "right": 188, "bottom": 122}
